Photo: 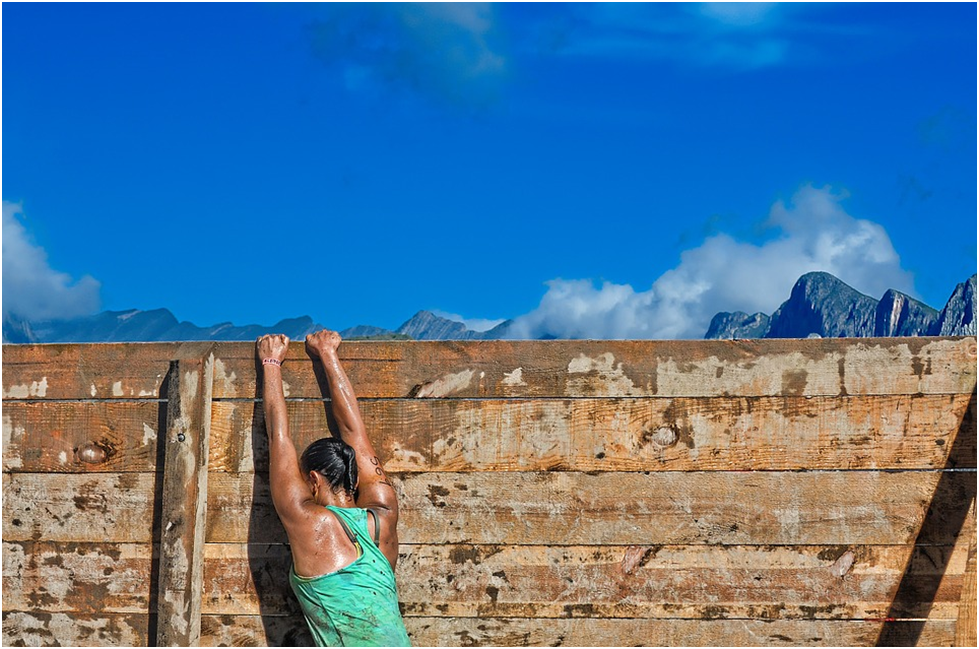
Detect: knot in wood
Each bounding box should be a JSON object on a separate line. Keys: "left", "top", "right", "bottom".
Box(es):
{"left": 75, "top": 442, "right": 108, "bottom": 465}
{"left": 648, "top": 426, "right": 678, "bottom": 448}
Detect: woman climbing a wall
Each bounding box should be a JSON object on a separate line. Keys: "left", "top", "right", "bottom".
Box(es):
{"left": 257, "top": 329, "right": 411, "bottom": 647}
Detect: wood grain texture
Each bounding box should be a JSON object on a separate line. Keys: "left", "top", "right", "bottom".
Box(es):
{"left": 2, "top": 473, "right": 158, "bottom": 543}
{"left": 1, "top": 611, "right": 149, "bottom": 647}
{"left": 21, "top": 468, "right": 964, "bottom": 547}
{"left": 202, "top": 337, "right": 976, "bottom": 399}
{"left": 5, "top": 393, "right": 970, "bottom": 475}
{"left": 8, "top": 338, "right": 971, "bottom": 400}
{"left": 955, "top": 524, "right": 977, "bottom": 646}
{"left": 156, "top": 351, "right": 213, "bottom": 647}
{"left": 200, "top": 614, "right": 312, "bottom": 647}
{"left": 2, "top": 343, "right": 180, "bottom": 400}
{"left": 208, "top": 394, "right": 974, "bottom": 473}
{"left": 197, "top": 615, "right": 957, "bottom": 647}
{"left": 3, "top": 337, "right": 975, "bottom": 647}
{"left": 7, "top": 541, "right": 966, "bottom": 621}
{"left": 405, "top": 617, "right": 958, "bottom": 647}
{"left": 2, "top": 542, "right": 154, "bottom": 614}
{"left": 3, "top": 401, "right": 163, "bottom": 473}
{"left": 204, "top": 470, "right": 969, "bottom": 546}
{"left": 199, "top": 542, "right": 967, "bottom": 620}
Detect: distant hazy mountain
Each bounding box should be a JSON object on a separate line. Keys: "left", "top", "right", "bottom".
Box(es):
{"left": 0, "top": 307, "right": 509, "bottom": 344}
{"left": 395, "top": 311, "right": 475, "bottom": 340}
{"left": 705, "top": 272, "right": 976, "bottom": 340}
{"left": 339, "top": 325, "right": 403, "bottom": 339}
{"left": 2, "top": 308, "right": 326, "bottom": 344}
{"left": 335, "top": 311, "right": 512, "bottom": 341}
{"left": 393, "top": 311, "right": 513, "bottom": 340}
{"left": 3, "top": 273, "right": 975, "bottom": 344}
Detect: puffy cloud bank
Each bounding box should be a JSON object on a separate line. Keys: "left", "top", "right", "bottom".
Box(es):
{"left": 2, "top": 202, "right": 101, "bottom": 321}
{"left": 504, "top": 185, "right": 915, "bottom": 339}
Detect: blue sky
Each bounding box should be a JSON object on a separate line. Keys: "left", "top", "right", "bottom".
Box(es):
{"left": 3, "top": 3, "right": 976, "bottom": 338}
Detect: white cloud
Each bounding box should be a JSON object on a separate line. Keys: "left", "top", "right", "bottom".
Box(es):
{"left": 310, "top": 3, "right": 506, "bottom": 107}
{"left": 2, "top": 202, "right": 101, "bottom": 321}
{"left": 433, "top": 309, "right": 505, "bottom": 333}
{"left": 505, "top": 184, "right": 915, "bottom": 340}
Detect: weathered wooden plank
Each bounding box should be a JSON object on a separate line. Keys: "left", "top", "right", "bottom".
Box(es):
{"left": 198, "top": 615, "right": 956, "bottom": 647}
{"left": 2, "top": 342, "right": 179, "bottom": 400}
{"left": 6, "top": 540, "right": 965, "bottom": 622}
{"left": 3, "top": 542, "right": 968, "bottom": 619}
{"left": 2, "top": 542, "right": 154, "bottom": 614}
{"left": 156, "top": 350, "right": 214, "bottom": 647}
{"left": 955, "top": 524, "right": 977, "bottom": 646}
{"left": 6, "top": 469, "right": 964, "bottom": 547}
{"left": 1, "top": 611, "right": 149, "bottom": 647}
{"left": 199, "top": 543, "right": 967, "bottom": 620}
{"left": 2, "top": 612, "right": 958, "bottom": 647}
{"left": 207, "top": 337, "right": 976, "bottom": 399}
{"left": 397, "top": 543, "right": 967, "bottom": 622}
{"left": 5, "top": 338, "right": 973, "bottom": 401}
{"left": 2, "top": 401, "right": 163, "bottom": 473}
{"left": 4, "top": 393, "right": 969, "bottom": 475}
{"left": 208, "top": 394, "right": 974, "bottom": 473}
{"left": 204, "top": 470, "right": 970, "bottom": 545}
{"left": 407, "top": 617, "right": 958, "bottom": 647}
{"left": 2, "top": 473, "right": 158, "bottom": 543}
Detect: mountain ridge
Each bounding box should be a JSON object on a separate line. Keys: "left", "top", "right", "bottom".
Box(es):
{"left": 706, "top": 272, "right": 975, "bottom": 339}
{"left": 3, "top": 272, "right": 975, "bottom": 343}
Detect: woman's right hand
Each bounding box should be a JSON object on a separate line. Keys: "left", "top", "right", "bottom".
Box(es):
{"left": 257, "top": 334, "right": 290, "bottom": 364}
{"left": 305, "top": 329, "right": 342, "bottom": 358}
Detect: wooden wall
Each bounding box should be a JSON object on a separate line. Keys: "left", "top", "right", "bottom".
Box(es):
{"left": 3, "top": 337, "right": 976, "bottom": 647}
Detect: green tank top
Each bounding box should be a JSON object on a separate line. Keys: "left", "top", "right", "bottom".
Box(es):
{"left": 289, "top": 506, "right": 411, "bottom": 647}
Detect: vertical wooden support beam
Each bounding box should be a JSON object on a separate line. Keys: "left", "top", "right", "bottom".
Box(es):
{"left": 156, "top": 345, "right": 215, "bottom": 647}
{"left": 955, "top": 522, "right": 977, "bottom": 647}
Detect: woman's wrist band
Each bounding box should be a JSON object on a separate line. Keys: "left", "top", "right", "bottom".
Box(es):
{"left": 262, "top": 358, "right": 282, "bottom": 367}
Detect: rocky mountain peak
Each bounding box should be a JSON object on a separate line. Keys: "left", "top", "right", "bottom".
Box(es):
{"left": 874, "top": 289, "right": 938, "bottom": 337}
{"left": 766, "top": 272, "right": 878, "bottom": 338}
{"left": 704, "top": 311, "right": 771, "bottom": 339}
{"left": 932, "top": 274, "right": 977, "bottom": 336}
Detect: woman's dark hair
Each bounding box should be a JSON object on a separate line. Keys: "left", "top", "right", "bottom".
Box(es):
{"left": 301, "top": 437, "right": 358, "bottom": 495}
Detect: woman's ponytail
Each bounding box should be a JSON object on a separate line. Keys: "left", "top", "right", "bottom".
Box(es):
{"left": 342, "top": 443, "right": 359, "bottom": 496}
